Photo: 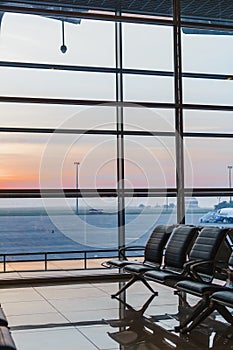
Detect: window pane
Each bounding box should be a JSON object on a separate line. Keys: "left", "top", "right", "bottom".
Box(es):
{"left": 184, "top": 138, "right": 233, "bottom": 187}
{"left": 41, "top": 134, "right": 117, "bottom": 189}
{"left": 0, "top": 104, "right": 116, "bottom": 130}
{"left": 0, "top": 68, "right": 115, "bottom": 100}
{"left": 123, "top": 23, "right": 174, "bottom": 71}
{"left": 124, "top": 75, "right": 174, "bottom": 103}
{"left": 0, "top": 198, "right": 118, "bottom": 257}
{"left": 185, "top": 196, "right": 233, "bottom": 228}
{"left": 0, "top": 133, "right": 117, "bottom": 189}
{"left": 124, "top": 108, "right": 175, "bottom": 132}
{"left": 183, "top": 78, "right": 233, "bottom": 106}
{"left": 184, "top": 110, "right": 233, "bottom": 134}
{"left": 182, "top": 27, "right": 233, "bottom": 75}
{"left": 0, "top": 13, "right": 115, "bottom": 67}
{"left": 125, "top": 197, "right": 177, "bottom": 247}
{"left": 124, "top": 136, "right": 175, "bottom": 188}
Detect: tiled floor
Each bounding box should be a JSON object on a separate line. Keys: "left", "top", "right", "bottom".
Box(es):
{"left": 0, "top": 279, "right": 233, "bottom": 350}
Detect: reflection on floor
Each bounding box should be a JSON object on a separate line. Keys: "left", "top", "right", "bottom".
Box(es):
{"left": 0, "top": 280, "right": 233, "bottom": 349}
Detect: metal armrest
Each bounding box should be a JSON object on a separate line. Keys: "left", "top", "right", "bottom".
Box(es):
{"left": 189, "top": 259, "right": 215, "bottom": 282}
{"left": 119, "top": 246, "right": 145, "bottom": 259}
{"left": 181, "top": 259, "right": 204, "bottom": 276}
{"left": 179, "top": 259, "right": 215, "bottom": 282}
{"left": 101, "top": 246, "right": 145, "bottom": 268}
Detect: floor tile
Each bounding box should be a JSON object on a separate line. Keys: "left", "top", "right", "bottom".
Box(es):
{"left": 0, "top": 288, "right": 43, "bottom": 303}
{"left": 2, "top": 300, "right": 57, "bottom": 316}
{"left": 78, "top": 324, "right": 118, "bottom": 349}
{"left": 8, "top": 311, "right": 68, "bottom": 327}
{"left": 12, "top": 327, "right": 98, "bottom": 350}
{"left": 0, "top": 280, "right": 232, "bottom": 350}
{"left": 49, "top": 296, "right": 117, "bottom": 313}
{"left": 36, "top": 286, "right": 106, "bottom": 300}
{"left": 62, "top": 308, "right": 119, "bottom": 323}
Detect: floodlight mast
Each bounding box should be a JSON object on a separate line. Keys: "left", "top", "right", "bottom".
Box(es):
{"left": 74, "top": 162, "right": 80, "bottom": 214}
{"left": 228, "top": 165, "right": 233, "bottom": 203}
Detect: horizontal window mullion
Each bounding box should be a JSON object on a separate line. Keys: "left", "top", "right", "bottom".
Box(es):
{"left": 0, "top": 189, "right": 118, "bottom": 198}
{"left": 181, "top": 20, "right": 233, "bottom": 32}
{"left": 184, "top": 132, "right": 233, "bottom": 138}
{"left": 183, "top": 72, "right": 233, "bottom": 81}
{"left": 0, "top": 127, "right": 118, "bottom": 135}
{"left": 1, "top": 188, "right": 233, "bottom": 198}
{"left": 183, "top": 104, "right": 233, "bottom": 112}
{"left": 0, "top": 61, "right": 117, "bottom": 74}
{"left": 123, "top": 130, "right": 175, "bottom": 137}
{"left": 0, "top": 61, "right": 176, "bottom": 78}
{"left": 185, "top": 188, "right": 233, "bottom": 196}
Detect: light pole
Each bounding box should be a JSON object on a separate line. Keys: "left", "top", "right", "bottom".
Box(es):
{"left": 227, "top": 165, "right": 233, "bottom": 203}
{"left": 74, "top": 162, "right": 80, "bottom": 214}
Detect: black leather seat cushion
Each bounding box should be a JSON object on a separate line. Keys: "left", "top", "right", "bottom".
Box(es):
{"left": 211, "top": 290, "right": 233, "bottom": 307}
{"left": 107, "top": 259, "right": 141, "bottom": 268}
{"left": 124, "top": 263, "right": 159, "bottom": 274}
{"left": 176, "top": 279, "right": 226, "bottom": 296}
{"left": 145, "top": 269, "right": 183, "bottom": 283}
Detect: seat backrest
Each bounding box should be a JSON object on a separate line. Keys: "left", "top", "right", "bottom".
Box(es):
{"left": 164, "top": 225, "right": 199, "bottom": 271}
{"left": 144, "top": 224, "right": 175, "bottom": 265}
{"left": 188, "top": 227, "right": 230, "bottom": 276}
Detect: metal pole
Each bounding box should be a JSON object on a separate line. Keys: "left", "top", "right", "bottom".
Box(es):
{"left": 228, "top": 165, "right": 233, "bottom": 202}
{"left": 174, "top": 0, "right": 185, "bottom": 224}
{"left": 115, "top": 12, "right": 125, "bottom": 258}
{"left": 74, "top": 162, "right": 80, "bottom": 214}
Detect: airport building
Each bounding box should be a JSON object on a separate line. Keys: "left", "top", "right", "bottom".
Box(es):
{"left": 0, "top": 1, "right": 233, "bottom": 349}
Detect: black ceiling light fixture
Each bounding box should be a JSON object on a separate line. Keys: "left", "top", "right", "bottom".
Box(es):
{"left": 60, "top": 20, "right": 67, "bottom": 53}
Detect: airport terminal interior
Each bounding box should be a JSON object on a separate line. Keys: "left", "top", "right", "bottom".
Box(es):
{"left": 1, "top": 0, "right": 233, "bottom": 349}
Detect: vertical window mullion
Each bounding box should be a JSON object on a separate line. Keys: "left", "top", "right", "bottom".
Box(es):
{"left": 174, "top": 0, "right": 185, "bottom": 224}
{"left": 115, "top": 14, "right": 126, "bottom": 256}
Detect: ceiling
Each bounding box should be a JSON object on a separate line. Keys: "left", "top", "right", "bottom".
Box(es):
{"left": 0, "top": 0, "right": 233, "bottom": 23}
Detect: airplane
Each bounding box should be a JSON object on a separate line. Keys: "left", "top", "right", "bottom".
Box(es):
{"left": 215, "top": 207, "right": 233, "bottom": 223}
{"left": 199, "top": 207, "right": 233, "bottom": 224}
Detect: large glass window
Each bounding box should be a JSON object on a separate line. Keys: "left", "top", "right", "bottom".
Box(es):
{"left": 41, "top": 134, "right": 117, "bottom": 189}
{"left": 183, "top": 78, "right": 233, "bottom": 106}
{"left": 124, "top": 136, "right": 176, "bottom": 188}
{"left": 124, "top": 75, "right": 174, "bottom": 103}
{"left": 124, "top": 197, "right": 177, "bottom": 247}
{"left": 0, "top": 13, "right": 115, "bottom": 67}
{"left": 0, "top": 133, "right": 117, "bottom": 189}
{"left": 184, "top": 110, "right": 233, "bottom": 134}
{"left": 182, "top": 27, "right": 233, "bottom": 75}
{"left": 184, "top": 138, "right": 233, "bottom": 187}
{"left": 124, "top": 108, "right": 175, "bottom": 132}
{"left": 0, "top": 68, "right": 115, "bottom": 100}
{"left": 0, "top": 103, "right": 116, "bottom": 130}
{"left": 185, "top": 196, "right": 233, "bottom": 228}
{"left": 1, "top": 2, "right": 233, "bottom": 270}
{"left": 0, "top": 197, "right": 118, "bottom": 261}
{"left": 123, "top": 23, "right": 174, "bottom": 71}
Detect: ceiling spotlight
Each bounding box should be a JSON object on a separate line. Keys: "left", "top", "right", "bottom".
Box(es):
{"left": 60, "top": 20, "right": 67, "bottom": 54}
{"left": 60, "top": 44, "right": 67, "bottom": 53}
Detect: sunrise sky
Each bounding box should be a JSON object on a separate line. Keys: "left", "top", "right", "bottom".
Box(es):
{"left": 0, "top": 11, "right": 233, "bottom": 192}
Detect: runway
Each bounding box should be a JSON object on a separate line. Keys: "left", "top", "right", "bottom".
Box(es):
{"left": 0, "top": 211, "right": 230, "bottom": 260}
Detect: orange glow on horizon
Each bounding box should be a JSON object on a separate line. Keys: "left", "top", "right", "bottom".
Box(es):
{"left": 0, "top": 174, "right": 39, "bottom": 189}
